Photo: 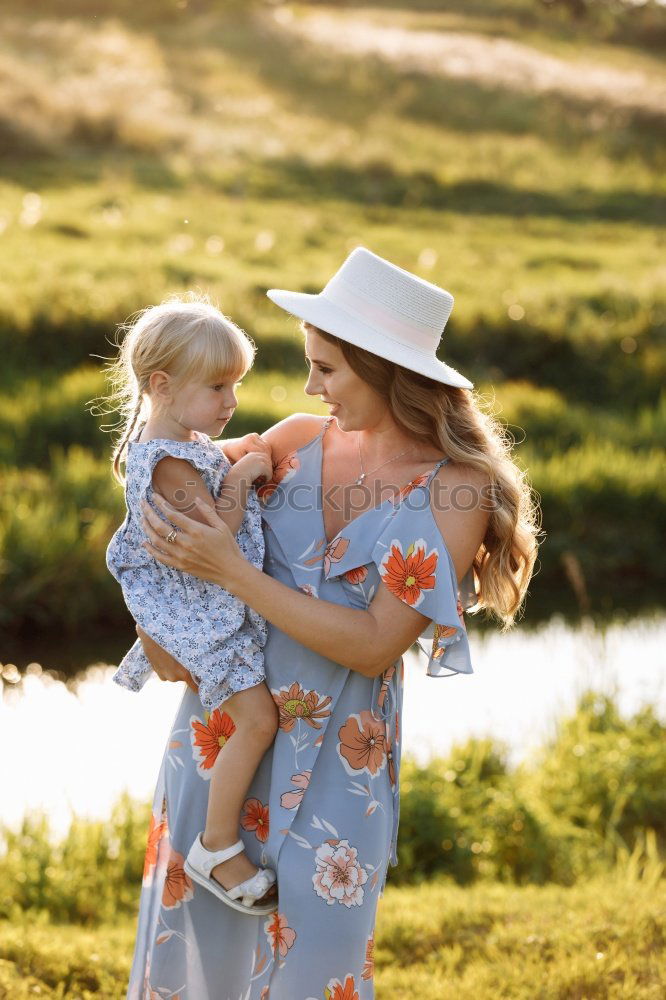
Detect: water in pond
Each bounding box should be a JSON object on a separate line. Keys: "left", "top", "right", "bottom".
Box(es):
{"left": 1, "top": 614, "right": 664, "bottom": 839}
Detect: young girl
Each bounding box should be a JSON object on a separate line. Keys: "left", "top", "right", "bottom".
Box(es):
{"left": 105, "top": 294, "right": 279, "bottom": 916}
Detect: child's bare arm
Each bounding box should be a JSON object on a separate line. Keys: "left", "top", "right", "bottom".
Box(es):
{"left": 216, "top": 452, "right": 272, "bottom": 535}
{"left": 151, "top": 457, "right": 216, "bottom": 526}
{"left": 152, "top": 449, "right": 272, "bottom": 540}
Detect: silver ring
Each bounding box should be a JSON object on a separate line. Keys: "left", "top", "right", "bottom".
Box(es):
{"left": 166, "top": 528, "right": 178, "bottom": 544}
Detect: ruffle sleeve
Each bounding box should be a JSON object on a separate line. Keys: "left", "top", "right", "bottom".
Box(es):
{"left": 370, "top": 509, "right": 474, "bottom": 677}
{"left": 129, "top": 434, "right": 231, "bottom": 514}
{"left": 322, "top": 491, "right": 477, "bottom": 678}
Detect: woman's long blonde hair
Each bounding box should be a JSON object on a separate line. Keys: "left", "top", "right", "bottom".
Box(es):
{"left": 99, "top": 292, "right": 255, "bottom": 484}
{"left": 305, "top": 322, "right": 542, "bottom": 631}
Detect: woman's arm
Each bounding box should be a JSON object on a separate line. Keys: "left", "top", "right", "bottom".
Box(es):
{"left": 140, "top": 488, "right": 486, "bottom": 678}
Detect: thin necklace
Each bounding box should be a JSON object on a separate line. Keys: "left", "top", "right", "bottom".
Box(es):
{"left": 355, "top": 433, "right": 416, "bottom": 486}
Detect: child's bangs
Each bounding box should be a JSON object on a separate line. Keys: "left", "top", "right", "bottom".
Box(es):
{"left": 181, "top": 321, "right": 254, "bottom": 384}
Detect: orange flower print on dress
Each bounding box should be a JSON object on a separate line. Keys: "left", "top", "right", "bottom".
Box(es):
{"left": 344, "top": 565, "right": 368, "bottom": 585}
{"left": 264, "top": 911, "right": 297, "bottom": 958}
{"left": 142, "top": 803, "right": 168, "bottom": 885}
{"left": 257, "top": 451, "right": 300, "bottom": 503}
{"left": 324, "top": 974, "right": 360, "bottom": 1000}
{"left": 241, "top": 798, "right": 269, "bottom": 843}
{"left": 431, "top": 622, "right": 458, "bottom": 660}
{"left": 457, "top": 596, "right": 467, "bottom": 629}
{"left": 280, "top": 770, "right": 311, "bottom": 810}
{"left": 273, "top": 682, "right": 332, "bottom": 732}
{"left": 190, "top": 708, "right": 236, "bottom": 777}
{"left": 312, "top": 839, "right": 368, "bottom": 908}
{"left": 324, "top": 536, "right": 350, "bottom": 576}
{"left": 362, "top": 932, "right": 375, "bottom": 980}
{"left": 162, "top": 846, "right": 194, "bottom": 910}
{"left": 379, "top": 537, "right": 438, "bottom": 608}
{"left": 338, "top": 711, "right": 386, "bottom": 777}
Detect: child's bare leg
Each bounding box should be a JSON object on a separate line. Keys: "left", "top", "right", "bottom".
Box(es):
{"left": 202, "top": 682, "right": 277, "bottom": 891}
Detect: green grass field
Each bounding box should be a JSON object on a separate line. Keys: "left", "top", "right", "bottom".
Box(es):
{"left": 1, "top": 0, "right": 664, "bottom": 647}
{"left": 2, "top": 879, "right": 664, "bottom": 998}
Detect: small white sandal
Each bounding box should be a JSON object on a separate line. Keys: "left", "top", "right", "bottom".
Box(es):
{"left": 184, "top": 834, "right": 277, "bottom": 915}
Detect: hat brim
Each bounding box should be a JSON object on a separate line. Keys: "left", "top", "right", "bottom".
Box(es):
{"left": 266, "top": 289, "right": 474, "bottom": 390}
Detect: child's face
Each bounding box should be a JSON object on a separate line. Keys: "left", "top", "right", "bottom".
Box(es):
{"left": 167, "top": 373, "right": 241, "bottom": 436}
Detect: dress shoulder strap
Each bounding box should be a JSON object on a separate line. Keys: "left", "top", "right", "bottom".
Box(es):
{"left": 425, "top": 455, "right": 450, "bottom": 484}
{"left": 320, "top": 415, "right": 335, "bottom": 438}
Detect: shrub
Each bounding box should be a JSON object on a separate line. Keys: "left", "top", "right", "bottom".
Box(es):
{"left": 392, "top": 692, "right": 666, "bottom": 888}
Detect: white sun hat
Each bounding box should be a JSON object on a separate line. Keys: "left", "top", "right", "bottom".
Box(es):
{"left": 266, "top": 246, "right": 473, "bottom": 390}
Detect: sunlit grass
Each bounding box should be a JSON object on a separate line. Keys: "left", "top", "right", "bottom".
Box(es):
{"left": 0, "top": 177, "right": 663, "bottom": 392}
{"left": 0, "top": 0, "right": 664, "bottom": 634}
{"left": 0, "top": 878, "right": 663, "bottom": 998}
{"left": 374, "top": 878, "right": 666, "bottom": 999}
{"left": 0, "top": 917, "right": 135, "bottom": 998}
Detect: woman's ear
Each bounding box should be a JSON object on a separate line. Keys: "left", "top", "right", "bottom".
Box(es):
{"left": 148, "top": 370, "right": 172, "bottom": 403}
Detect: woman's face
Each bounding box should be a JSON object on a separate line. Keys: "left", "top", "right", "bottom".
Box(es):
{"left": 304, "top": 329, "right": 388, "bottom": 432}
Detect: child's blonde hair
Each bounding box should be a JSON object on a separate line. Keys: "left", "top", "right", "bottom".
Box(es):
{"left": 102, "top": 292, "right": 255, "bottom": 484}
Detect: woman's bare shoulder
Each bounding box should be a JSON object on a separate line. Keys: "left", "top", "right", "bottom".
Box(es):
{"left": 429, "top": 461, "right": 491, "bottom": 583}
{"left": 261, "top": 413, "right": 327, "bottom": 459}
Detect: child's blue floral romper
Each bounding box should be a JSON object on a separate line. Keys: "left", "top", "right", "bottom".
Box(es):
{"left": 106, "top": 426, "right": 267, "bottom": 712}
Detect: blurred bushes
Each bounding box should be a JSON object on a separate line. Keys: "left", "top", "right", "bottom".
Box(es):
{"left": 0, "top": 793, "right": 150, "bottom": 925}
{"left": 539, "top": 1, "right": 666, "bottom": 50}
{"left": 2, "top": 292, "right": 664, "bottom": 408}
{"left": 396, "top": 738, "right": 553, "bottom": 885}
{"left": 0, "top": 369, "right": 664, "bottom": 636}
{"left": 1, "top": 693, "right": 663, "bottom": 924}
{"left": 520, "top": 439, "right": 665, "bottom": 619}
{"left": 0, "top": 448, "right": 125, "bottom": 631}
{"left": 395, "top": 692, "right": 666, "bottom": 887}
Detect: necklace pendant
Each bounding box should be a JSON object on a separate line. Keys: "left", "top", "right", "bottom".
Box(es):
{"left": 355, "top": 473, "right": 366, "bottom": 485}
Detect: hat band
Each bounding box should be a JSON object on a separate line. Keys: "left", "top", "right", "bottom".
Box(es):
{"left": 323, "top": 278, "right": 440, "bottom": 355}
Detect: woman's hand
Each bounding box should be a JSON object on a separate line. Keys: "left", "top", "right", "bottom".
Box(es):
{"left": 140, "top": 493, "right": 245, "bottom": 589}
{"left": 136, "top": 625, "right": 200, "bottom": 694}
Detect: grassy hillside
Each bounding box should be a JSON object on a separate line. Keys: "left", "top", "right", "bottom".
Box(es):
{"left": 0, "top": 0, "right": 664, "bottom": 653}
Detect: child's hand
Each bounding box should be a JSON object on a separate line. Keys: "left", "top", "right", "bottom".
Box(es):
{"left": 231, "top": 450, "right": 273, "bottom": 486}
{"left": 223, "top": 433, "right": 272, "bottom": 465}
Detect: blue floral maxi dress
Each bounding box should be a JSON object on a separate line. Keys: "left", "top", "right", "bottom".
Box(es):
{"left": 126, "top": 417, "right": 476, "bottom": 1000}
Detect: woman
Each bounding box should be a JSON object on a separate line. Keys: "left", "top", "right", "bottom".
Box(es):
{"left": 129, "top": 247, "right": 539, "bottom": 999}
